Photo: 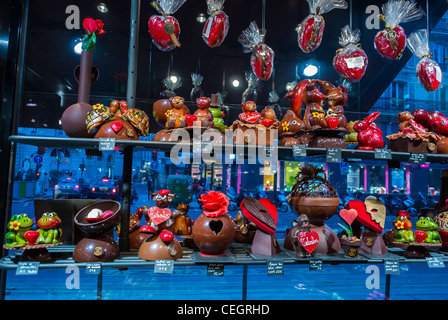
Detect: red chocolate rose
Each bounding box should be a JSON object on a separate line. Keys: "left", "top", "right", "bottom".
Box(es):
{"left": 200, "top": 191, "right": 229, "bottom": 217}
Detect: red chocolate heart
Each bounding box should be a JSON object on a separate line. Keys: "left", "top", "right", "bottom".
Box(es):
{"left": 326, "top": 117, "right": 339, "bottom": 129}
{"left": 148, "top": 15, "right": 180, "bottom": 51}
{"left": 24, "top": 230, "right": 39, "bottom": 246}
{"left": 240, "top": 197, "right": 276, "bottom": 235}
{"left": 339, "top": 208, "right": 358, "bottom": 225}
{"left": 415, "top": 230, "right": 427, "bottom": 243}
{"left": 298, "top": 230, "right": 319, "bottom": 254}
{"left": 202, "top": 11, "right": 229, "bottom": 48}
{"left": 346, "top": 199, "right": 383, "bottom": 234}
{"left": 185, "top": 114, "right": 197, "bottom": 127}
{"left": 111, "top": 121, "right": 123, "bottom": 133}
{"left": 297, "top": 15, "right": 324, "bottom": 53}
{"left": 239, "top": 111, "right": 261, "bottom": 124}
{"left": 148, "top": 207, "right": 171, "bottom": 225}
{"left": 250, "top": 44, "right": 274, "bottom": 80}
{"left": 374, "top": 26, "right": 406, "bottom": 60}
{"left": 261, "top": 119, "right": 274, "bottom": 127}
{"left": 333, "top": 49, "right": 367, "bottom": 83}
{"left": 417, "top": 59, "right": 442, "bottom": 92}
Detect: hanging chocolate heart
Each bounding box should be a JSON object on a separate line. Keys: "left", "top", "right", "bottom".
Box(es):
{"left": 298, "top": 230, "right": 319, "bottom": 254}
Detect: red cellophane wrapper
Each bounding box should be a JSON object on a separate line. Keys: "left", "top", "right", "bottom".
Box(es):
{"left": 148, "top": 0, "right": 186, "bottom": 51}
{"left": 333, "top": 26, "right": 368, "bottom": 83}
{"left": 374, "top": 0, "right": 424, "bottom": 60}
{"left": 238, "top": 21, "right": 274, "bottom": 81}
{"left": 202, "top": 0, "right": 229, "bottom": 48}
{"left": 407, "top": 29, "right": 443, "bottom": 92}
{"left": 297, "top": 0, "right": 347, "bottom": 53}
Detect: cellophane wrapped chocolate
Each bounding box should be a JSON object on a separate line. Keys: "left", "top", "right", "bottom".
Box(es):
{"left": 374, "top": 0, "right": 424, "bottom": 60}
{"left": 190, "top": 73, "right": 204, "bottom": 101}
{"left": 238, "top": 22, "right": 274, "bottom": 81}
{"left": 202, "top": 0, "right": 229, "bottom": 48}
{"left": 297, "top": 0, "right": 348, "bottom": 53}
{"left": 148, "top": 0, "right": 187, "bottom": 51}
{"left": 407, "top": 29, "right": 443, "bottom": 92}
{"left": 333, "top": 26, "right": 368, "bottom": 83}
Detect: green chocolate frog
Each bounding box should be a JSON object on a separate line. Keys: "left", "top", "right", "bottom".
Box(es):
{"left": 414, "top": 216, "right": 440, "bottom": 243}
{"left": 5, "top": 213, "right": 34, "bottom": 247}
{"left": 36, "top": 212, "right": 63, "bottom": 244}
{"left": 393, "top": 212, "right": 415, "bottom": 242}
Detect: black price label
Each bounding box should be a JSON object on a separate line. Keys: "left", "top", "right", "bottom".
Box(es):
{"left": 384, "top": 259, "right": 400, "bottom": 275}
{"left": 326, "top": 148, "right": 341, "bottom": 163}
{"left": 99, "top": 138, "right": 116, "bottom": 151}
{"left": 292, "top": 144, "right": 307, "bottom": 157}
{"left": 267, "top": 261, "right": 284, "bottom": 276}
{"left": 426, "top": 257, "right": 445, "bottom": 268}
{"left": 86, "top": 263, "right": 102, "bottom": 274}
{"left": 16, "top": 261, "right": 39, "bottom": 275}
{"left": 207, "top": 263, "right": 224, "bottom": 277}
{"left": 154, "top": 260, "right": 174, "bottom": 274}
{"left": 408, "top": 153, "right": 427, "bottom": 164}
{"left": 374, "top": 148, "right": 392, "bottom": 160}
{"left": 309, "top": 259, "right": 323, "bottom": 271}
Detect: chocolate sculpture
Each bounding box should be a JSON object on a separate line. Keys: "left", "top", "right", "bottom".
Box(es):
{"left": 353, "top": 112, "right": 384, "bottom": 150}
{"left": 344, "top": 196, "right": 388, "bottom": 255}
{"left": 73, "top": 200, "right": 121, "bottom": 262}
{"left": 293, "top": 214, "right": 319, "bottom": 258}
{"left": 86, "top": 100, "right": 150, "bottom": 140}
{"left": 229, "top": 101, "right": 279, "bottom": 145}
{"left": 138, "top": 189, "right": 183, "bottom": 261}
{"left": 192, "top": 97, "right": 214, "bottom": 128}
{"left": 286, "top": 165, "right": 341, "bottom": 254}
{"left": 284, "top": 79, "right": 349, "bottom": 148}
{"left": 278, "top": 110, "right": 305, "bottom": 146}
{"left": 387, "top": 112, "right": 439, "bottom": 153}
{"left": 240, "top": 197, "right": 281, "bottom": 256}
{"left": 192, "top": 191, "right": 236, "bottom": 256}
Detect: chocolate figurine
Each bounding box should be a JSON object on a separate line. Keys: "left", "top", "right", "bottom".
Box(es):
{"left": 172, "top": 203, "right": 193, "bottom": 236}
{"left": 324, "top": 84, "right": 348, "bottom": 129}
{"left": 354, "top": 112, "right": 384, "bottom": 150}
{"left": 278, "top": 110, "right": 305, "bottom": 146}
{"left": 303, "top": 83, "right": 327, "bottom": 130}
{"left": 293, "top": 214, "right": 318, "bottom": 258}
{"left": 137, "top": 189, "right": 183, "bottom": 261}
{"left": 166, "top": 96, "right": 187, "bottom": 129}
{"left": 192, "top": 97, "right": 214, "bottom": 128}
{"left": 238, "top": 101, "right": 261, "bottom": 124}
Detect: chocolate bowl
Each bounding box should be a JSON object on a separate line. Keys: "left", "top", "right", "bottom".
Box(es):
{"left": 192, "top": 213, "right": 236, "bottom": 255}
{"left": 74, "top": 200, "right": 121, "bottom": 235}
{"left": 288, "top": 196, "right": 339, "bottom": 226}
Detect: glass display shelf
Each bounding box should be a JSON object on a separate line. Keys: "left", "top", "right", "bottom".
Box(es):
{"left": 1, "top": 241, "right": 447, "bottom": 271}
{"left": 8, "top": 135, "right": 448, "bottom": 163}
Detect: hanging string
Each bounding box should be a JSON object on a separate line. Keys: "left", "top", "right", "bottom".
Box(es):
{"left": 349, "top": 0, "right": 352, "bottom": 29}
{"left": 426, "top": 0, "right": 430, "bottom": 33}
{"left": 261, "top": 0, "right": 266, "bottom": 34}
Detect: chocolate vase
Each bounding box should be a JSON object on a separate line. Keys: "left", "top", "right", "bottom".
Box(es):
{"left": 61, "top": 50, "right": 94, "bottom": 138}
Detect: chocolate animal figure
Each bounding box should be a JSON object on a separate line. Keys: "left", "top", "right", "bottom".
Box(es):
{"left": 353, "top": 111, "right": 384, "bottom": 150}
{"left": 260, "top": 107, "right": 279, "bottom": 127}
{"left": 303, "top": 83, "right": 327, "bottom": 130}
{"left": 324, "top": 84, "right": 348, "bottom": 128}
{"left": 279, "top": 110, "right": 305, "bottom": 146}
{"left": 293, "top": 214, "right": 312, "bottom": 258}
{"left": 137, "top": 189, "right": 181, "bottom": 233}
{"left": 193, "top": 97, "right": 214, "bottom": 128}
{"left": 172, "top": 203, "right": 193, "bottom": 236}
{"left": 166, "top": 96, "right": 187, "bottom": 129}
{"left": 238, "top": 100, "right": 261, "bottom": 124}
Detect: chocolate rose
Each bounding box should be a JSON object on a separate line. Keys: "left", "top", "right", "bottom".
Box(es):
{"left": 200, "top": 191, "right": 229, "bottom": 217}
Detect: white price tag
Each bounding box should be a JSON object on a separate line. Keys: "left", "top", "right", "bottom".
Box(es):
{"left": 345, "top": 56, "right": 365, "bottom": 69}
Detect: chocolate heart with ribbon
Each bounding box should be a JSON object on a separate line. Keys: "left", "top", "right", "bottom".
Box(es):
{"left": 339, "top": 208, "right": 358, "bottom": 225}
{"left": 24, "top": 230, "right": 39, "bottom": 246}
{"left": 148, "top": 207, "right": 172, "bottom": 225}
{"left": 298, "top": 230, "right": 319, "bottom": 254}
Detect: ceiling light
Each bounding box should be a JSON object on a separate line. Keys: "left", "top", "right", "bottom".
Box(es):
{"left": 232, "top": 79, "right": 240, "bottom": 87}
{"left": 74, "top": 42, "right": 82, "bottom": 54}
{"left": 196, "top": 13, "right": 206, "bottom": 23}
{"left": 170, "top": 75, "right": 178, "bottom": 84}
{"left": 303, "top": 64, "right": 318, "bottom": 77}
{"left": 97, "top": 3, "right": 109, "bottom": 13}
